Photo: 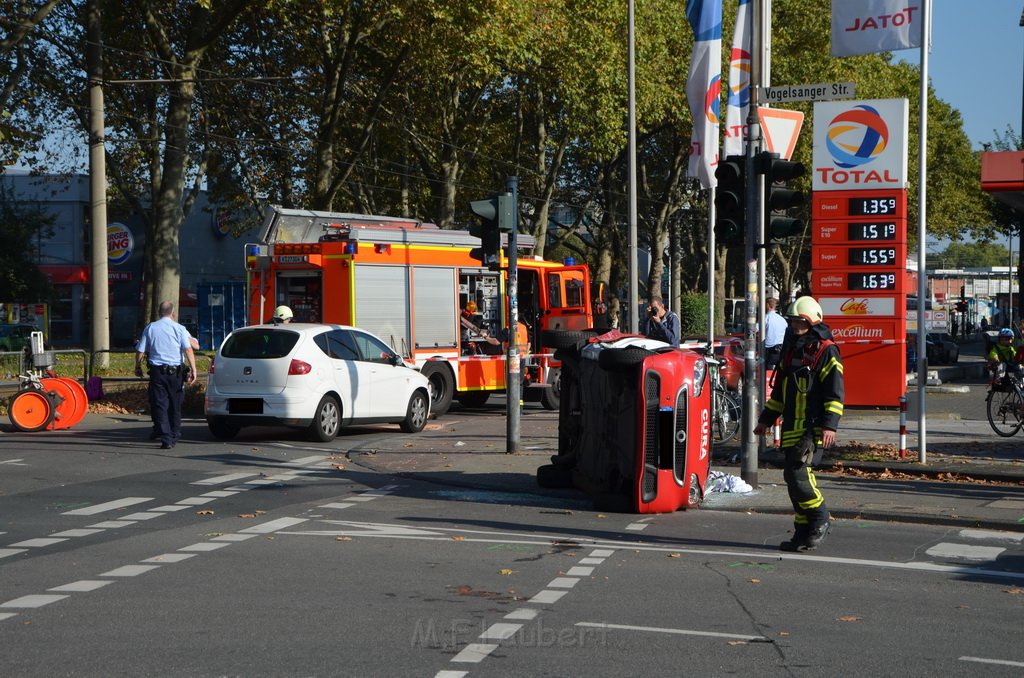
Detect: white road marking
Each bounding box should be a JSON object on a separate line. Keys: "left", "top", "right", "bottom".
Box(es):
{"left": 121, "top": 512, "right": 164, "bottom": 521}
{"left": 211, "top": 534, "right": 257, "bottom": 542}
{"left": 199, "top": 490, "right": 239, "bottom": 498}
{"left": 345, "top": 496, "right": 377, "bottom": 502}
{"left": 48, "top": 580, "right": 114, "bottom": 593}
{"left": 176, "top": 497, "right": 217, "bottom": 506}
{"left": 240, "top": 479, "right": 279, "bottom": 486}
{"left": 590, "top": 549, "right": 615, "bottom": 557}
{"left": 62, "top": 497, "right": 153, "bottom": 516}
{"left": 149, "top": 504, "right": 191, "bottom": 512}
{"left": 577, "top": 622, "right": 769, "bottom": 642}
{"left": 505, "top": 608, "right": 539, "bottom": 621}
{"left": 625, "top": 523, "right": 649, "bottom": 531}
{"left": 479, "top": 623, "right": 522, "bottom": 641}
{"left": 240, "top": 517, "right": 308, "bottom": 534}
{"left": 141, "top": 553, "right": 196, "bottom": 563}
{"left": 0, "top": 594, "right": 69, "bottom": 609}
{"left": 0, "top": 613, "right": 18, "bottom": 620}
{"left": 434, "top": 672, "right": 468, "bottom": 678}
{"left": 578, "top": 557, "right": 605, "bottom": 565}
{"left": 0, "top": 549, "right": 28, "bottom": 559}
{"left": 293, "top": 521, "right": 443, "bottom": 538}
{"left": 0, "top": 459, "right": 27, "bottom": 465}
{"left": 282, "top": 454, "right": 330, "bottom": 467}
{"left": 960, "top": 656, "right": 1024, "bottom": 667}
{"left": 87, "top": 520, "right": 135, "bottom": 529}
{"left": 548, "top": 577, "right": 579, "bottom": 589}
{"left": 99, "top": 564, "right": 160, "bottom": 577}
{"left": 10, "top": 538, "right": 68, "bottom": 548}
{"left": 50, "top": 529, "right": 104, "bottom": 538}
{"left": 566, "top": 566, "right": 594, "bottom": 576}
{"left": 319, "top": 502, "right": 355, "bottom": 510}
{"left": 451, "top": 643, "right": 498, "bottom": 663}
{"left": 958, "top": 529, "right": 1024, "bottom": 543}
{"left": 925, "top": 543, "right": 1006, "bottom": 561}
{"left": 191, "top": 472, "right": 259, "bottom": 486}
{"left": 528, "top": 590, "right": 567, "bottom": 605}
{"left": 178, "top": 542, "right": 230, "bottom": 552}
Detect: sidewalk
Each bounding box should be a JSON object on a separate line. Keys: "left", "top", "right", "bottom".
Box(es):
{"left": 337, "top": 396, "right": 1024, "bottom": 532}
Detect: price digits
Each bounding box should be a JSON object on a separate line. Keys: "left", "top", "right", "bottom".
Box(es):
{"left": 849, "top": 273, "right": 897, "bottom": 290}
{"left": 848, "top": 247, "right": 898, "bottom": 266}
{"left": 849, "top": 197, "right": 898, "bottom": 216}
{"left": 849, "top": 222, "right": 897, "bottom": 241}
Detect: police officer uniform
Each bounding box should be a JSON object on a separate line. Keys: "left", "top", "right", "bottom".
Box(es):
{"left": 136, "top": 310, "right": 196, "bottom": 449}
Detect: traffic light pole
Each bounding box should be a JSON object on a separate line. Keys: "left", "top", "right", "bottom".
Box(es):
{"left": 506, "top": 176, "right": 521, "bottom": 455}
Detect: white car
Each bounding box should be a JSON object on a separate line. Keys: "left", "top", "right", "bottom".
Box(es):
{"left": 205, "top": 323, "right": 430, "bottom": 441}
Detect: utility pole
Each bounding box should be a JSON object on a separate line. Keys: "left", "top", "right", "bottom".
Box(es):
{"left": 506, "top": 176, "right": 521, "bottom": 455}
{"left": 86, "top": 0, "right": 110, "bottom": 370}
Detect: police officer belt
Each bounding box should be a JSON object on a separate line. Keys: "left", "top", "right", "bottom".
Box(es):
{"left": 149, "top": 363, "right": 183, "bottom": 375}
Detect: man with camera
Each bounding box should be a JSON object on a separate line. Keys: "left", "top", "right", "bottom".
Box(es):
{"left": 643, "top": 296, "right": 680, "bottom": 347}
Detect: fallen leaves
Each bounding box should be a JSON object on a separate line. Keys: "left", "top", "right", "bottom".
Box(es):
{"left": 451, "top": 536, "right": 466, "bottom": 541}
{"left": 837, "top": 615, "right": 863, "bottom": 622}
{"left": 335, "top": 536, "right": 352, "bottom": 541}
{"left": 196, "top": 509, "right": 214, "bottom": 516}
{"left": 497, "top": 568, "right": 514, "bottom": 576}
{"left": 238, "top": 510, "right": 266, "bottom": 519}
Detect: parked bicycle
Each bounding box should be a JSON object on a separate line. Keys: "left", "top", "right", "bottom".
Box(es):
{"left": 706, "top": 354, "right": 741, "bottom": 443}
{"left": 986, "top": 363, "right": 1024, "bottom": 437}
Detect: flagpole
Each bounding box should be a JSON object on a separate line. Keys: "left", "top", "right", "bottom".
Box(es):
{"left": 628, "top": 0, "right": 639, "bottom": 334}
{"left": 915, "top": 0, "right": 931, "bottom": 464}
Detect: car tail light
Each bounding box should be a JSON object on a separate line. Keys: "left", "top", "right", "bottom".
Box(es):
{"left": 289, "top": 359, "right": 312, "bottom": 375}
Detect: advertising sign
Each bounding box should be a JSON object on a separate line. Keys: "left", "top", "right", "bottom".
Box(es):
{"left": 813, "top": 244, "right": 906, "bottom": 269}
{"left": 829, "top": 318, "right": 905, "bottom": 344}
{"left": 812, "top": 98, "right": 909, "bottom": 191}
{"left": 107, "top": 223, "right": 134, "bottom": 265}
{"left": 813, "top": 270, "right": 906, "bottom": 294}
{"left": 819, "top": 295, "right": 898, "bottom": 318}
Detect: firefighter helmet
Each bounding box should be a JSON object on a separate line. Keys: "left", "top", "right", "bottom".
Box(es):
{"left": 273, "top": 305, "right": 294, "bottom": 321}
{"left": 786, "top": 297, "right": 823, "bottom": 325}
{"left": 465, "top": 300, "right": 477, "bottom": 313}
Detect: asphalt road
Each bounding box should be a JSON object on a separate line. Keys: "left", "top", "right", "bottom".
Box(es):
{"left": 2, "top": 412, "right": 1024, "bottom": 676}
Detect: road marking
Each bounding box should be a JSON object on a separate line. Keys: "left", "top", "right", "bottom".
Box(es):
{"left": 0, "top": 549, "right": 28, "bottom": 559}
{"left": 62, "top": 497, "right": 153, "bottom": 516}
{"left": 200, "top": 490, "right": 238, "bottom": 498}
{"left": 50, "top": 529, "right": 104, "bottom": 538}
{"left": 451, "top": 643, "right": 498, "bottom": 663}
{"left": 176, "top": 497, "right": 217, "bottom": 506}
{"left": 0, "top": 613, "right": 18, "bottom": 621}
{"left": 925, "top": 543, "right": 1005, "bottom": 561}
{"left": 479, "top": 623, "right": 522, "bottom": 641}
{"left": 958, "top": 529, "right": 1024, "bottom": 542}
{"left": 345, "top": 496, "right": 378, "bottom": 502}
{"left": 960, "top": 656, "right": 1024, "bottom": 667}
{"left": 9, "top": 538, "right": 68, "bottom": 548}
{"left": 141, "top": 553, "right": 196, "bottom": 563}
{"left": 178, "top": 542, "right": 230, "bottom": 552}
{"left": 548, "top": 577, "right": 579, "bottom": 589}
{"left": 121, "top": 512, "right": 164, "bottom": 521}
{"left": 0, "top": 594, "right": 69, "bottom": 609}
{"left": 576, "top": 622, "right": 769, "bottom": 642}
{"left": 149, "top": 504, "right": 192, "bottom": 512}
{"left": 505, "top": 608, "right": 538, "bottom": 621}
{"left": 590, "top": 549, "right": 615, "bottom": 557}
{"left": 240, "top": 517, "right": 308, "bottom": 534}
{"left": 578, "top": 557, "right": 605, "bottom": 565}
{"left": 87, "top": 520, "right": 136, "bottom": 529}
{"left": 191, "top": 472, "right": 259, "bottom": 486}
{"left": 48, "top": 580, "right": 114, "bottom": 593}
{"left": 566, "top": 566, "right": 594, "bottom": 576}
{"left": 434, "top": 672, "right": 468, "bottom": 678}
{"left": 211, "top": 534, "right": 257, "bottom": 542}
{"left": 0, "top": 459, "right": 27, "bottom": 466}
{"left": 319, "top": 502, "right": 355, "bottom": 510}
{"left": 99, "top": 564, "right": 161, "bottom": 577}
{"left": 528, "top": 590, "right": 567, "bottom": 605}
{"left": 625, "top": 523, "right": 649, "bottom": 531}
{"left": 295, "top": 521, "right": 444, "bottom": 538}
{"left": 282, "top": 454, "right": 330, "bottom": 467}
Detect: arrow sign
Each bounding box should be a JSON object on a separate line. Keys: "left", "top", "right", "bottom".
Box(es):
{"left": 757, "top": 108, "right": 804, "bottom": 161}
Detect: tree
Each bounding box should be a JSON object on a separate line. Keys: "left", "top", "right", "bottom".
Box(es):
{"left": 0, "top": 183, "right": 55, "bottom": 301}
{"left": 934, "top": 241, "right": 1011, "bottom": 269}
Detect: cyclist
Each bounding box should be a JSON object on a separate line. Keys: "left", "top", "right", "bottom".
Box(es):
{"left": 987, "top": 327, "right": 1021, "bottom": 387}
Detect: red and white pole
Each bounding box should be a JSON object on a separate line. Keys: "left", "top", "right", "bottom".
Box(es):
{"left": 898, "top": 395, "right": 908, "bottom": 458}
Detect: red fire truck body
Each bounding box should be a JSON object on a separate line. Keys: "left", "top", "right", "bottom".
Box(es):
{"left": 244, "top": 206, "right": 593, "bottom": 415}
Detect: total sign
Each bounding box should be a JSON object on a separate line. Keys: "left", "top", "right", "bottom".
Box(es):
{"left": 812, "top": 98, "right": 908, "bottom": 191}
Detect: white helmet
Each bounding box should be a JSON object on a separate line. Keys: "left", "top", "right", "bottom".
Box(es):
{"left": 786, "top": 297, "right": 823, "bottom": 325}
{"left": 273, "top": 305, "right": 294, "bottom": 321}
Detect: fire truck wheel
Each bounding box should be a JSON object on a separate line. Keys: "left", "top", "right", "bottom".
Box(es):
{"left": 207, "top": 417, "right": 241, "bottom": 440}
{"left": 539, "top": 368, "right": 560, "bottom": 410}
{"left": 457, "top": 391, "right": 489, "bottom": 408}
{"left": 400, "top": 391, "right": 429, "bottom": 433}
{"left": 597, "top": 347, "right": 654, "bottom": 370}
{"left": 541, "top": 329, "right": 595, "bottom": 350}
{"left": 308, "top": 395, "right": 341, "bottom": 442}
{"left": 421, "top": 362, "right": 454, "bottom": 417}
{"left": 536, "top": 463, "right": 573, "bottom": 488}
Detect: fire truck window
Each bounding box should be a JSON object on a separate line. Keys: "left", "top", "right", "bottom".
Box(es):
{"left": 565, "top": 276, "right": 584, "bottom": 307}
{"left": 547, "top": 273, "right": 562, "bottom": 308}
{"left": 350, "top": 329, "right": 395, "bottom": 364}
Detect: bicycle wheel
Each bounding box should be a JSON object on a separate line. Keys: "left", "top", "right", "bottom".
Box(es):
{"left": 987, "top": 387, "right": 1024, "bottom": 437}
{"left": 712, "top": 389, "right": 741, "bottom": 442}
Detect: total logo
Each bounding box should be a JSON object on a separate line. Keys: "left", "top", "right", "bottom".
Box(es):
{"left": 727, "top": 48, "right": 750, "bottom": 110}
{"left": 818, "top": 104, "right": 899, "bottom": 186}
{"left": 704, "top": 75, "right": 722, "bottom": 124}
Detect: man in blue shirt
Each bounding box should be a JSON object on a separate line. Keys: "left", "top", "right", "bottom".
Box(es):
{"left": 135, "top": 301, "right": 197, "bottom": 449}
{"left": 764, "top": 296, "right": 788, "bottom": 371}
{"left": 644, "top": 296, "right": 680, "bottom": 346}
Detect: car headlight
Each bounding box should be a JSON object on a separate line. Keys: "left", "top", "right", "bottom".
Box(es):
{"left": 692, "top": 357, "right": 707, "bottom": 397}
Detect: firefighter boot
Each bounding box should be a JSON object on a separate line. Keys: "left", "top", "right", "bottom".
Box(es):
{"left": 781, "top": 521, "right": 830, "bottom": 552}
{"left": 779, "top": 523, "right": 810, "bottom": 552}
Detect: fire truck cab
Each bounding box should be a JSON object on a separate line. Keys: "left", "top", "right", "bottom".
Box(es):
{"left": 244, "top": 206, "right": 593, "bottom": 416}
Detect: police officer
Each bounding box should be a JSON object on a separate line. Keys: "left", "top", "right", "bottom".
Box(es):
{"left": 135, "top": 301, "right": 197, "bottom": 449}
{"left": 753, "top": 296, "right": 844, "bottom": 552}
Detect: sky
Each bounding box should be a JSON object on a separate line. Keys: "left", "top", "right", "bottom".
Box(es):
{"left": 898, "top": 0, "right": 1023, "bottom": 149}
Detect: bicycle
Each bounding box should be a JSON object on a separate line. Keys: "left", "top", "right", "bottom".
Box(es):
{"left": 986, "top": 364, "right": 1024, "bottom": 437}
{"left": 705, "top": 354, "right": 741, "bottom": 443}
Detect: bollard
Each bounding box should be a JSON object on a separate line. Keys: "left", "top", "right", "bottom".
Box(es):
{"left": 773, "top": 422, "right": 781, "bottom": 449}
{"left": 898, "top": 395, "right": 907, "bottom": 458}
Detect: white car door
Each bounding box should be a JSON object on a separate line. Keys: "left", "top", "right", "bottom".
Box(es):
{"left": 349, "top": 329, "right": 411, "bottom": 418}
{"left": 319, "top": 329, "right": 375, "bottom": 421}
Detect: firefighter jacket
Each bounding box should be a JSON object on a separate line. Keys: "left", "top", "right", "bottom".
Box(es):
{"left": 757, "top": 323, "right": 845, "bottom": 449}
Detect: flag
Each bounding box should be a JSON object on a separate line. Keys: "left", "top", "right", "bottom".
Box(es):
{"left": 686, "top": 0, "right": 722, "bottom": 189}
{"left": 725, "top": 0, "right": 752, "bottom": 157}
{"left": 831, "top": 0, "right": 923, "bottom": 57}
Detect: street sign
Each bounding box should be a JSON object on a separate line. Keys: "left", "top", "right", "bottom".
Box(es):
{"left": 757, "top": 108, "right": 804, "bottom": 160}
{"left": 763, "top": 82, "right": 855, "bottom": 104}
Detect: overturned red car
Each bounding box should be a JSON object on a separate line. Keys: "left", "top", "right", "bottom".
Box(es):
{"left": 537, "top": 329, "right": 712, "bottom": 513}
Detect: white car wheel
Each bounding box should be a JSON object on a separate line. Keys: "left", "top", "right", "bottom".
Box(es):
{"left": 308, "top": 395, "right": 341, "bottom": 442}
{"left": 400, "top": 391, "right": 428, "bottom": 433}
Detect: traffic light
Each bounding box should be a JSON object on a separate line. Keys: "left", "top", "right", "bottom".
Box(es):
{"left": 759, "top": 151, "right": 806, "bottom": 242}
{"left": 468, "top": 193, "right": 514, "bottom": 270}
{"left": 955, "top": 300, "right": 968, "bottom": 313}
{"left": 714, "top": 155, "right": 746, "bottom": 247}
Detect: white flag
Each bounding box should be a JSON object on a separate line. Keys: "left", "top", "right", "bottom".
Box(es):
{"left": 831, "top": 0, "right": 923, "bottom": 57}
{"left": 724, "top": 0, "right": 752, "bottom": 158}
{"left": 686, "top": 0, "right": 722, "bottom": 189}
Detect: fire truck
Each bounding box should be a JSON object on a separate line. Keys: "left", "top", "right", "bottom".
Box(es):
{"left": 244, "top": 206, "right": 594, "bottom": 416}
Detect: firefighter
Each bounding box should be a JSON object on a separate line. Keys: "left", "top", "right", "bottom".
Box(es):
{"left": 753, "top": 296, "right": 844, "bottom": 552}
{"left": 270, "top": 305, "right": 294, "bottom": 324}
{"left": 460, "top": 301, "right": 498, "bottom": 354}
